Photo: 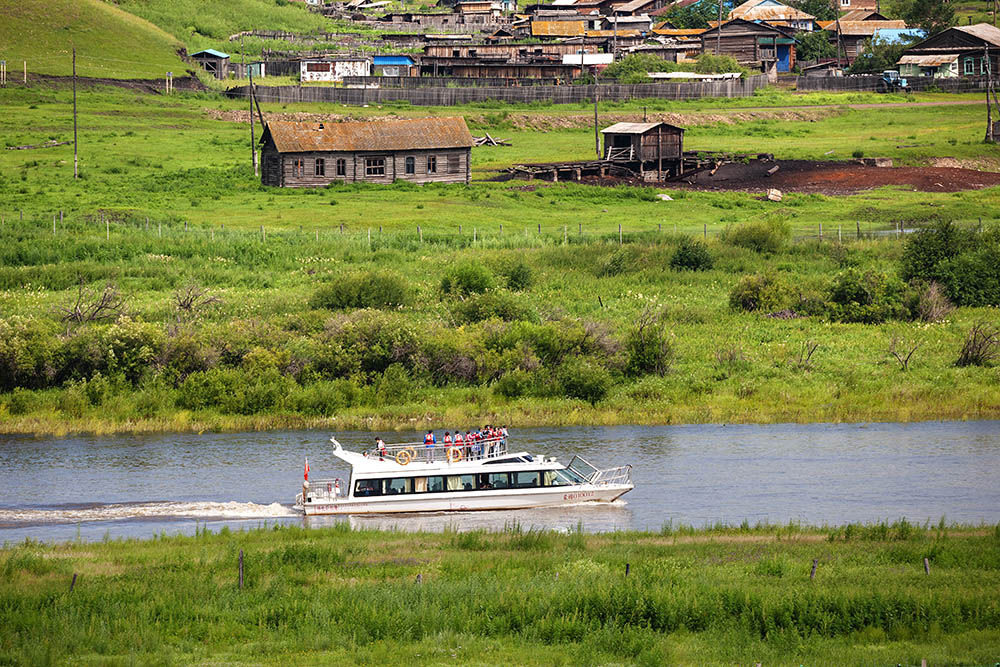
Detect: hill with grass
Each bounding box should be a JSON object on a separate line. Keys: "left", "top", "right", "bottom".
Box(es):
{"left": 0, "top": 0, "right": 190, "bottom": 80}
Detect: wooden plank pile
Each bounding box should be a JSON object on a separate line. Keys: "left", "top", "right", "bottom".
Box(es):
{"left": 473, "top": 133, "right": 511, "bottom": 147}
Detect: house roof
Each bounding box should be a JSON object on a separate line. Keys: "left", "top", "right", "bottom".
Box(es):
{"left": 898, "top": 53, "right": 958, "bottom": 65}
{"left": 652, "top": 26, "right": 706, "bottom": 36}
{"left": 263, "top": 117, "right": 474, "bottom": 153}
{"left": 601, "top": 121, "right": 684, "bottom": 134}
{"left": 615, "top": 0, "right": 655, "bottom": 13}
{"left": 953, "top": 23, "right": 1000, "bottom": 45}
{"left": 728, "top": 0, "right": 814, "bottom": 22}
{"left": 373, "top": 55, "right": 415, "bottom": 65}
{"left": 825, "top": 20, "right": 907, "bottom": 35}
{"left": 531, "top": 20, "right": 586, "bottom": 35}
{"left": 839, "top": 9, "right": 888, "bottom": 20}
{"left": 701, "top": 17, "right": 793, "bottom": 36}
{"left": 190, "top": 49, "right": 230, "bottom": 59}
{"left": 586, "top": 28, "right": 643, "bottom": 36}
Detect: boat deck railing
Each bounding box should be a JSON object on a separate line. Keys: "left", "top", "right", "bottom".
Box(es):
{"left": 364, "top": 437, "right": 508, "bottom": 464}
{"left": 592, "top": 464, "right": 632, "bottom": 487}
{"left": 297, "top": 478, "right": 347, "bottom": 507}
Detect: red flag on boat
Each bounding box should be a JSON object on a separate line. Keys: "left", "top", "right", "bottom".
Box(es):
{"left": 304, "top": 457, "right": 309, "bottom": 482}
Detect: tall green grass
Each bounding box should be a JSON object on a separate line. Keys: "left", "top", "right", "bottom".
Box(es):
{"left": 1, "top": 523, "right": 998, "bottom": 663}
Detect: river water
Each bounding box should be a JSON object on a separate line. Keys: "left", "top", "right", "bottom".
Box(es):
{"left": 1, "top": 422, "right": 998, "bottom": 544}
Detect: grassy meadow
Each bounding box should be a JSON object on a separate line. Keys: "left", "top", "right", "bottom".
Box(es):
{"left": 1, "top": 521, "right": 999, "bottom": 664}
{"left": 1, "top": 84, "right": 1000, "bottom": 435}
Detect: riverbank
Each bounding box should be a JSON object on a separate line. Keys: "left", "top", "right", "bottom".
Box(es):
{"left": 2, "top": 521, "right": 998, "bottom": 663}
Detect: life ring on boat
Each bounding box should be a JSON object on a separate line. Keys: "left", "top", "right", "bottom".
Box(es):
{"left": 396, "top": 450, "right": 413, "bottom": 466}
{"left": 447, "top": 446, "right": 463, "bottom": 463}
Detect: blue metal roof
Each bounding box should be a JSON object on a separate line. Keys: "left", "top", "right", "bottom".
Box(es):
{"left": 373, "top": 55, "right": 414, "bottom": 65}
{"left": 190, "top": 49, "right": 230, "bottom": 59}
{"left": 873, "top": 28, "right": 923, "bottom": 43}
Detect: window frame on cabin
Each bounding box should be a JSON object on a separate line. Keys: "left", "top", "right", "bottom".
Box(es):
{"left": 427, "top": 155, "right": 437, "bottom": 173}
{"left": 315, "top": 158, "right": 325, "bottom": 176}
{"left": 336, "top": 158, "right": 347, "bottom": 177}
{"left": 365, "top": 157, "right": 386, "bottom": 177}
{"left": 405, "top": 156, "right": 416, "bottom": 174}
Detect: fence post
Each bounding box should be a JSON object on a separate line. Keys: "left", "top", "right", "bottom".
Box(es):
{"left": 53, "top": 214, "right": 56, "bottom": 234}
{"left": 810, "top": 559, "right": 818, "bottom": 579}
{"left": 537, "top": 223, "right": 541, "bottom": 235}
{"left": 619, "top": 224, "right": 622, "bottom": 245}
{"left": 564, "top": 225, "right": 567, "bottom": 244}
{"left": 924, "top": 557, "right": 930, "bottom": 575}
{"left": 368, "top": 227, "right": 371, "bottom": 249}
{"left": 578, "top": 222, "right": 581, "bottom": 235}
{"left": 474, "top": 227, "right": 477, "bottom": 242}
{"left": 819, "top": 222, "right": 822, "bottom": 238}
{"left": 856, "top": 221, "right": 861, "bottom": 239}
{"left": 499, "top": 223, "right": 502, "bottom": 236}
{"left": 704, "top": 223, "right": 707, "bottom": 239}
{"left": 838, "top": 226, "right": 841, "bottom": 242}
{"left": 239, "top": 549, "right": 244, "bottom": 589}
{"left": 418, "top": 225, "right": 422, "bottom": 243}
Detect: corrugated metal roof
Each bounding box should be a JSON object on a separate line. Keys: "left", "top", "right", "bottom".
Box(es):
{"left": 616, "top": 0, "right": 654, "bottom": 12}
{"left": 840, "top": 9, "right": 885, "bottom": 20}
{"left": 954, "top": 23, "right": 1000, "bottom": 46}
{"left": 191, "top": 49, "right": 230, "bottom": 59}
{"left": 898, "top": 53, "right": 958, "bottom": 65}
{"left": 531, "top": 20, "right": 586, "bottom": 35}
{"left": 826, "top": 20, "right": 907, "bottom": 35}
{"left": 586, "top": 28, "right": 642, "bottom": 36}
{"left": 264, "top": 117, "right": 474, "bottom": 153}
{"left": 652, "top": 26, "right": 706, "bottom": 35}
{"left": 729, "top": 0, "right": 814, "bottom": 22}
{"left": 601, "top": 121, "right": 683, "bottom": 134}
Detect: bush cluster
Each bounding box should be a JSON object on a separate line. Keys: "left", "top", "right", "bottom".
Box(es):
{"left": 721, "top": 219, "right": 791, "bottom": 254}
{"left": 669, "top": 238, "right": 713, "bottom": 271}
{"left": 901, "top": 221, "right": 1000, "bottom": 307}
{"left": 309, "top": 271, "right": 410, "bottom": 311}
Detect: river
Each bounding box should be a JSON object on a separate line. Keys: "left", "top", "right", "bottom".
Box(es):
{"left": 1, "top": 421, "right": 998, "bottom": 544}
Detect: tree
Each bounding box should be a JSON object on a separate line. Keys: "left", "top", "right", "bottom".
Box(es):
{"left": 662, "top": 0, "right": 726, "bottom": 29}
{"left": 898, "top": 0, "right": 955, "bottom": 36}
{"left": 796, "top": 30, "right": 837, "bottom": 61}
{"left": 846, "top": 34, "right": 912, "bottom": 73}
{"left": 786, "top": 0, "right": 837, "bottom": 21}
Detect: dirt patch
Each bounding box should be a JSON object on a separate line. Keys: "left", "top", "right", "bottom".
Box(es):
{"left": 31, "top": 73, "right": 205, "bottom": 94}
{"left": 673, "top": 159, "right": 1000, "bottom": 195}
{"left": 928, "top": 156, "right": 1000, "bottom": 173}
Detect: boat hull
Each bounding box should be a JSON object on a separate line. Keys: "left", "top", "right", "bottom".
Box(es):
{"left": 300, "top": 484, "right": 631, "bottom": 516}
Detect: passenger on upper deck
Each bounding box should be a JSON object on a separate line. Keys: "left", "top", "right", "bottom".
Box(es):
{"left": 424, "top": 430, "right": 436, "bottom": 462}
{"left": 375, "top": 437, "right": 387, "bottom": 460}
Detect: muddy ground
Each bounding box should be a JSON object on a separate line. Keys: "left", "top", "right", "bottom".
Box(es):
{"left": 572, "top": 159, "right": 1000, "bottom": 195}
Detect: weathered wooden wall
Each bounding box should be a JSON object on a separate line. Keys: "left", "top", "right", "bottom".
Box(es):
{"left": 229, "top": 75, "right": 769, "bottom": 106}
{"left": 260, "top": 148, "right": 470, "bottom": 187}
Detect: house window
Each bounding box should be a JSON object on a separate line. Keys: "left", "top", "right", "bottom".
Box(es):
{"left": 405, "top": 156, "right": 415, "bottom": 174}
{"left": 307, "top": 62, "right": 330, "bottom": 72}
{"left": 448, "top": 154, "right": 460, "bottom": 173}
{"left": 427, "top": 155, "right": 437, "bottom": 173}
{"left": 965, "top": 58, "right": 975, "bottom": 74}
{"left": 293, "top": 158, "right": 304, "bottom": 177}
{"left": 315, "top": 158, "right": 325, "bottom": 176}
{"left": 336, "top": 158, "right": 346, "bottom": 176}
{"left": 365, "top": 157, "right": 386, "bottom": 176}
{"left": 453, "top": 49, "right": 461, "bottom": 57}
{"left": 840, "top": 0, "right": 849, "bottom": 5}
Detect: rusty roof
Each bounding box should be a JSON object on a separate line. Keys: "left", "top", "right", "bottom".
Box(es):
{"left": 586, "top": 28, "right": 642, "bottom": 36}
{"left": 729, "top": 0, "right": 814, "bottom": 21}
{"left": 652, "top": 26, "right": 706, "bottom": 36}
{"left": 263, "top": 117, "right": 474, "bottom": 153}
{"left": 825, "top": 19, "right": 906, "bottom": 35}
{"left": 840, "top": 9, "right": 887, "bottom": 20}
{"left": 898, "top": 53, "right": 958, "bottom": 65}
{"left": 602, "top": 121, "right": 684, "bottom": 134}
{"left": 531, "top": 20, "right": 586, "bottom": 35}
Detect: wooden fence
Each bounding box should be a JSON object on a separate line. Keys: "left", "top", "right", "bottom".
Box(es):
{"left": 343, "top": 75, "right": 565, "bottom": 88}
{"left": 796, "top": 75, "right": 993, "bottom": 92}
{"left": 227, "top": 75, "right": 769, "bottom": 106}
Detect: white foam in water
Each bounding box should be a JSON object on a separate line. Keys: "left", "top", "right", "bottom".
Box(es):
{"left": 0, "top": 501, "right": 298, "bottom": 525}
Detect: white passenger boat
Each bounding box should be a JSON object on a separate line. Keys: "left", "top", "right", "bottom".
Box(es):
{"left": 294, "top": 436, "right": 633, "bottom": 515}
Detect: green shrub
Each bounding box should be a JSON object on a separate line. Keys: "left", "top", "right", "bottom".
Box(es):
{"left": 721, "top": 219, "right": 790, "bottom": 253}
{"left": 493, "top": 369, "right": 535, "bottom": 399}
{"left": 309, "top": 271, "right": 410, "bottom": 310}
{"left": 669, "top": 238, "right": 713, "bottom": 271}
{"left": 177, "top": 367, "right": 293, "bottom": 415}
{"left": 440, "top": 262, "right": 494, "bottom": 295}
{"left": 324, "top": 309, "right": 421, "bottom": 378}
{"left": 624, "top": 312, "right": 674, "bottom": 377}
{"left": 557, "top": 357, "right": 611, "bottom": 404}
{"left": 290, "top": 379, "right": 360, "bottom": 416}
{"left": 825, "top": 268, "right": 908, "bottom": 324}
{"left": 729, "top": 273, "right": 790, "bottom": 312}
{"left": 937, "top": 246, "right": 1000, "bottom": 307}
{"left": 900, "top": 220, "right": 974, "bottom": 283}
{"left": 453, "top": 291, "right": 537, "bottom": 325}
{"left": 502, "top": 261, "right": 534, "bottom": 291}
{"left": 0, "top": 317, "right": 61, "bottom": 391}
{"left": 598, "top": 249, "right": 630, "bottom": 277}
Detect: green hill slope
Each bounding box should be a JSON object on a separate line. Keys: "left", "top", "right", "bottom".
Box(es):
{"left": 0, "top": 0, "right": 189, "bottom": 79}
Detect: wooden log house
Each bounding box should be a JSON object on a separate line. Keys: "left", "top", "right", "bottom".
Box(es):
{"left": 259, "top": 117, "right": 474, "bottom": 187}
{"left": 601, "top": 121, "right": 684, "bottom": 181}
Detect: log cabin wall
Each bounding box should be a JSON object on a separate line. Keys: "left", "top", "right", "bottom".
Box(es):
{"left": 262, "top": 148, "right": 470, "bottom": 187}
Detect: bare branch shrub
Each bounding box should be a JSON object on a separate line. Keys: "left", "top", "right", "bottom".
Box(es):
{"left": 956, "top": 322, "right": 1000, "bottom": 367}
{"left": 888, "top": 336, "right": 921, "bottom": 371}
{"left": 915, "top": 281, "right": 954, "bottom": 322}
{"left": 174, "top": 284, "right": 222, "bottom": 317}
{"left": 55, "top": 280, "right": 127, "bottom": 326}
{"left": 791, "top": 341, "right": 820, "bottom": 371}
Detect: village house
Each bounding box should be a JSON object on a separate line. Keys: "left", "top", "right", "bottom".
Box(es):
{"left": 728, "top": 0, "right": 818, "bottom": 31}
{"left": 700, "top": 19, "right": 797, "bottom": 71}
{"left": 897, "top": 53, "right": 959, "bottom": 78}
{"left": 821, "top": 20, "right": 908, "bottom": 60}
{"left": 372, "top": 55, "right": 419, "bottom": 77}
{"left": 190, "top": 49, "right": 230, "bottom": 79}
{"left": 900, "top": 23, "right": 1000, "bottom": 77}
{"left": 259, "top": 117, "right": 474, "bottom": 187}
{"left": 299, "top": 57, "right": 370, "bottom": 82}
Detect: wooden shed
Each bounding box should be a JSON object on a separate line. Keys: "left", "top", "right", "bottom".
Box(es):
{"left": 190, "top": 49, "right": 230, "bottom": 79}
{"left": 601, "top": 121, "right": 684, "bottom": 180}
{"left": 259, "top": 117, "right": 474, "bottom": 187}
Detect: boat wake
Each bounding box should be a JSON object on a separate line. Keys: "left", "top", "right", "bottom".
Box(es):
{"left": 0, "top": 501, "right": 299, "bottom": 526}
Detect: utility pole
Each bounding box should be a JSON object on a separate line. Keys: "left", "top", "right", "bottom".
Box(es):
{"left": 249, "top": 71, "right": 257, "bottom": 176}
{"left": 73, "top": 48, "right": 78, "bottom": 179}
{"left": 593, "top": 66, "right": 600, "bottom": 158}
{"left": 717, "top": 0, "right": 723, "bottom": 55}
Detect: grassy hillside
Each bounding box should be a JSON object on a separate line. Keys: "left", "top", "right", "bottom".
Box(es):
{"left": 111, "top": 0, "right": 335, "bottom": 55}
{"left": 0, "top": 0, "right": 189, "bottom": 79}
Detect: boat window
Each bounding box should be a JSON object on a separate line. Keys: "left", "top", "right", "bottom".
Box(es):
{"left": 355, "top": 478, "right": 382, "bottom": 496}
{"left": 484, "top": 472, "right": 509, "bottom": 489}
{"left": 427, "top": 476, "right": 446, "bottom": 492}
{"left": 447, "top": 474, "right": 476, "bottom": 491}
{"left": 543, "top": 469, "right": 586, "bottom": 486}
{"left": 385, "top": 478, "right": 412, "bottom": 495}
{"left": 414, "top": 477, "right": 427, "bottom": 493}
{"left": 511, "top": 471, "right": 540, "bottom": 488}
